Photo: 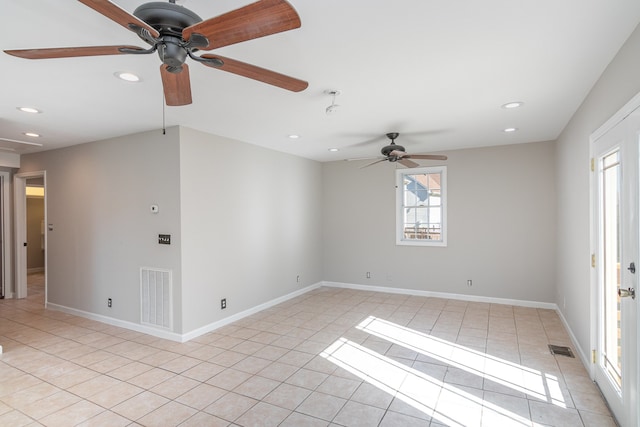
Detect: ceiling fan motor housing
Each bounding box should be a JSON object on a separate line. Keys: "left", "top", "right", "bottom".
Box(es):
{"left": 133, "top": 2, "right": 202, "bottom": 37}
{"left": 381, "top": 144, "right": 405, "bottom": 157}
{"left": 134, "top": 2, "right": 203, "bottom": 72}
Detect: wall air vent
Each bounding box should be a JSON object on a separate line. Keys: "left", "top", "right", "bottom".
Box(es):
{"left": 140, "top": 267, "right": 172, "bottom": 330}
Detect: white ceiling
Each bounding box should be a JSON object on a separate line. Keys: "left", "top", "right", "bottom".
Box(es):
{"left": 2, "top": 0, "right": 640, "bottom": 162}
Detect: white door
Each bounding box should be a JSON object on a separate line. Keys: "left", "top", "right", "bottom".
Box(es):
{"left": 593, "top": 107, "right": 639, "bottom": 426}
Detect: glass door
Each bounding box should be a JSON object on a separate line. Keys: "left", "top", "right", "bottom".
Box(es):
{"left": 593, "top": 109, "right": 639, "bottom": 426}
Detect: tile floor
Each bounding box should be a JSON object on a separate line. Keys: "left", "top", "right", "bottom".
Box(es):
{"left": 0, "top": 274, "right": 616, "bottom": 426}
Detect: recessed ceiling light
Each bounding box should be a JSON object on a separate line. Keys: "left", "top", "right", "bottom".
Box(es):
{"left": 23, "top": 132, "right": 40, "bottom": 138}
{"left": 114, "top": 71, "right": 141, "bottom": 82}
{"left": 18, "top": 106, "right": 42, "bottom": 114}
{"left": 328, "top": 148, "right": 339, "bottom": 152}
{"left": 502, "top": 102, "right": 524, "bottom": 109}
{"left": 503, "top": 127, "right": 518, "bottom": 133}
{"left": 288, "top": 134, "right": 300, "bottom": 139}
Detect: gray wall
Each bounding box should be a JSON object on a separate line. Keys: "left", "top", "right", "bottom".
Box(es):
{"left": 556, "top": 24, "right": 640, "bottom": 355}
{"left": 323, "top": 141, "right": 557, "bottom": 302}
{"left": 19, "top": 128, "right": 184, "bottom": 331}
{"left": 179, "top": 127, "right": 324, "bottom": 332}
{"left": 19, "top": 126, "right": 325, "bottom": 336}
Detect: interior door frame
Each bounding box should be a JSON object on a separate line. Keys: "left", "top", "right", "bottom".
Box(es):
{"left": 14, "top": 170, "right": 47, "bottom": 301}
{"left": 0, "top": 171, "right": 12, "bottom": 298}
{"left": 590, "top": 92, "right": 640, "bottom": 426}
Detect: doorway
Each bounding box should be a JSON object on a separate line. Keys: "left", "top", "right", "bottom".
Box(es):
{"left": 26, "top": 178, "right": 45, "bottom": 299}
{"left": 14, "top": 171, "right": 46, "bottom": 302}
{"left": 591, "top": 102, "right": 639, "bottom": 426}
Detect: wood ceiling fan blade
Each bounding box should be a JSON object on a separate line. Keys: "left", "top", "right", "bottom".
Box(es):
{"left": 183, "top": 0, "right": 301, "bottom": 50}
{"left": 200, "top": 54, "right": 307, "bottom": 92}
{"left": 160, "top": 63, "right": 192, "bottom": 106}
{"left": 4, "top": 45, "right": 146, "bottom": 59}
{"left": 399, "top": 159, "right": 420, "bottom": 168}
{"left": 78, "top": 0, "right": 160, "bottom": 38}
{"left": 344, "top": 156, "right": 382, "bottom": 162}
{"left": 360, "top": 158, "right": 388, "bottom": 169}
{"left": 408, "top": 154, "right": 448, "bottom": 161}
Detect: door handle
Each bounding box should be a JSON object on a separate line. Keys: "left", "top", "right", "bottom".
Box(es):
{"left": 618, "top": 287, "right": 636, "bottom": 299}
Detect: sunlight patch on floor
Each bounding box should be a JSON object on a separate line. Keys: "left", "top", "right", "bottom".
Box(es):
{"left": 321, "top": 337, "right": 532, "bottom": 427}
{"left": 356, "top": 316, "right": 566, "bottom": 406}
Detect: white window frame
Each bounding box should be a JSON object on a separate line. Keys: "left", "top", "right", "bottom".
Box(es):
{"left": 395, "top": 166, "right": 447, "bottom": 247}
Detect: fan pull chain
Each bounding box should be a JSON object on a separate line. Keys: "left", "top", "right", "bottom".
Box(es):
{"left": 162, "top": 95, "right": 166, "bottom": 135}
{"left": 161, "top": 45, "right": 166, "bottom": 135}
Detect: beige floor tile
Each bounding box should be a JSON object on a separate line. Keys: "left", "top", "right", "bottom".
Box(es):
{"left": 67, "top": 374, "right": 122, "bottom": 398}
{"left": 160, "top": 355, "right": 202, "bottom": 374}
{"left": 108, "top": 361, "right": 153, "bottom": 381}
{"left": 0, "top": 374, "right": 42, "bottom": 398}
{"left": 111, "top": 391, "right": 169, "bottom": 421}
{"left": 316, "top": 375, "right": 361, "bottom": 400}
{"left": 264, "top": 383, "right": 312, "bottom": 410}
{"left": 0, "top": 409, "right": 36, "bottom": 427}
{"left": 349, "top": 382, "right": 394, "bottom": 409}
{"left": 257, "top": 361, "right": 299, "bottom": 382}
{"left": 128, "top": 367, "right": 176, "bottom": 389}
{"left": 39, "top": 400, "right": 104, "bottom": 427}
{"left": 204, "top": 391, "right": 257, "bottom": 422}
{"left": 235, "top": 402, "right": 291, "bottom": 427}
{"left": 88, "top": 354, "right": 131, "bottom": 373}
{"left": 177, "top": 411, "right": 230, "bottom": 427}
{"left": 285, "top": 368, "right": 329, "bottom": 390}
{"left": 579, "top": 409, "right": 619, "bottom": 427}
{"left": 150, "top": 375, "right": 200, "bottom": 400}
{"left": 280, "top": 411, "right": 329, "bottom": 427}
{"left": 231, "top": 355, "right": 272, "bottom": 375}
{"left": 87, "top": 381, "right": 144, "bottom": 408}
{"left": 137, "top": 401, "right": 197, "bottom": 427}
{"left": 379, "top": 410, "right": 427, "bottom": 427}
{"left": 233, "top": 375, "right": 280, "bottom": 400}
{"left": 1, "top": 284, "right": 621, "bottom": 427}
{"left": 181, "top": 361, "right": 225, "bottom": 382}
{"left": 333, "top": 400, "right": 385, "bottom": 427}
{"left": 296, "top": 391, "right": 346, "bottom": 421}
{"left": 18, "top": 390, "right": 81, "bottom": 420}
{"left": 0, "top": 382, "right": 60, "bottom": 409}
{"left": 76, "top": 410, "right": 131, "bottom": 427}
{"left": 206, "top": 368, "right": 253, "bottom": 391}
{"left": 175, "top": 383, "right": 227, "bottom": 410}
{"left": 528, "top": 400, "right": 583, "bottom": 426}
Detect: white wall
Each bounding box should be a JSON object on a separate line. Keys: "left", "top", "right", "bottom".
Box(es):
{"left": 19, "top": 128, "right": 183, "bottom": 331}
{"left": 323, "top": 141, "right": 556, "bottom": 302}
{"left": 556, "top": 24, "right": 640, "bottom": 354}
{"left": 179, "top": 127, "right": 324, "bottom": 333}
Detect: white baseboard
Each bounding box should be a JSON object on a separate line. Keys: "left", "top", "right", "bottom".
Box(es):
{"left": 46, "top": 302, "right": 184, "bottom": 342}
{"left": 555, "top": 308, "right": 591, "bottom": 372}
{"left": 46, "top": 281, "right": 579, "bottom": 349}
{"left": 47, "top": 282, "right": 323, "bottom": 343}
{"left": 322, "top": 281, "right": 558, "bottom": 310}
{"left": 181, "top": 282, "right": 322, "bottom": 342}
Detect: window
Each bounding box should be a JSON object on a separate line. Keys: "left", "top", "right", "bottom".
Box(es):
{"left": 396, "top": 166, "right": 447, "bottom": 246}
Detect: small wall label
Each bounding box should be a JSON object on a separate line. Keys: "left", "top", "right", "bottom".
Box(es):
{"left": 158, "top": 234, "right": 171, "bottom": 245}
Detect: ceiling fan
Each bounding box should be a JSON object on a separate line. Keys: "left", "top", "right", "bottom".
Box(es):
{"left": 355, "top": 132, "right": 447, "bottom": 168}
{"left": 4, "top": 0, "right": 308, "bottom": 106}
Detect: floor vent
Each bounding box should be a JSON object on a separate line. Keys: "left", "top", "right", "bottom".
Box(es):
{"left": 548, "top": 344, "right": 575, "bottom": 358}
{"left": 140, "top": 267, "right": 172, "bottom": 330}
